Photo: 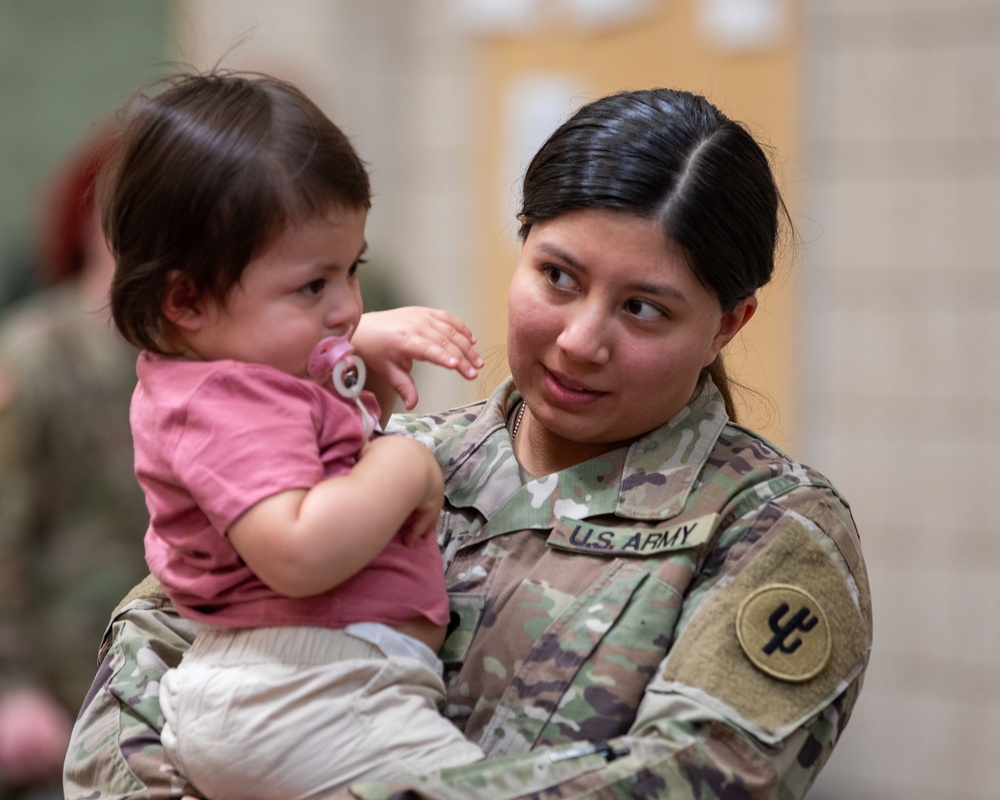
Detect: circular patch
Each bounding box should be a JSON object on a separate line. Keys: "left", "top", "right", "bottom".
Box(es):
{"left": 736, "top": 583, "right": 831, "bottom": 682}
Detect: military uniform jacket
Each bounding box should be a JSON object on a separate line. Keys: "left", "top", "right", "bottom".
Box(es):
{"left": 63, "top": 378, "right": 872, "bottom": 800}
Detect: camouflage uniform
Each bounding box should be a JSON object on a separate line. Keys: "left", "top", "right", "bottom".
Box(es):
{"left": 0, "top": 283, "right": 149, "bottom": 730}
{"left": 64, "top": 377, "right": 872, "bottom": 800}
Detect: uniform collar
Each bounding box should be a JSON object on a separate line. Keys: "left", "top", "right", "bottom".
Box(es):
{"left": 436, "top": 377, "right": 729, "bottom": 526}
{"left": 617, "top": 378, "right": 729, "bottom": 520}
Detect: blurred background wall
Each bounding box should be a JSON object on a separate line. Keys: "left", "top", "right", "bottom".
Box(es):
{"left": 802, "top": 1, "right": 1000, "bottom": 797}
{"left": 0, "top": 1, "right": 996, "bottom": 797}
{"left": 0, "top": 0, "right": 167, "bottom": 305}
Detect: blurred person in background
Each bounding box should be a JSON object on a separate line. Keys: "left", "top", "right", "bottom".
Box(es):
{"left": 0, "top": 128, "right": 149, "bottom": 800}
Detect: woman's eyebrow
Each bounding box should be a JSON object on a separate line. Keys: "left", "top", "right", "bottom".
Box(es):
{"left": 535, "top": 241, "right": 687, "bottom": 302}
{"left": 628, "top": 279, "right": 687, "bottom": 303}
{"left": 536, "top": 241, "right": 582, "bottom": 269}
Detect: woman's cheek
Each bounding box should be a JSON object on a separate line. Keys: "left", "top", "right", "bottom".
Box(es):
{"left": 510, "top": 296, "right": 554, "bottom": 355}
{"left": 507, "top": 276, "right": 539, "bottom": 343}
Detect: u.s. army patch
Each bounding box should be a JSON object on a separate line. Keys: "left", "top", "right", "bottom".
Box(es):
{"left": 547, "top": 513, "right": 717, "bottom": 556}
{"left": 736, "top": 584, "right": 831, "bottom": 682}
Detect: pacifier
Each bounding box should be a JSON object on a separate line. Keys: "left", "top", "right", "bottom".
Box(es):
{"left": 307, "top": 328, "right": 376, "bottom": 439}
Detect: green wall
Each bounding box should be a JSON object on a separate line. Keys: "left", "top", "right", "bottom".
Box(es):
{"left": 0, "top": 0, "right": 168, "bottom": 307}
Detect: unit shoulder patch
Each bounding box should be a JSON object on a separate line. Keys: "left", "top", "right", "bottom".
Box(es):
{"left": 736, "top": 583, "right": 832, "bottom": 682}
{"left": 650, "top": 515, "right": 870, "bottom": 742}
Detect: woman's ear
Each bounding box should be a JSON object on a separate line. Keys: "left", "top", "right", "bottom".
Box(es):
{"left": 161, "top": 271, "right": 204, "bottom": 332}
{"left": 705, "top": 295, "right": 758, "bottom": 366}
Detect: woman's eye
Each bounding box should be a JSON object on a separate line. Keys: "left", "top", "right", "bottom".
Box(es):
{"left": 544, "top": 265, "right": 575, "bottom": 290}
{"left": 624, "top": 298, "right": 666, "bottom": 320}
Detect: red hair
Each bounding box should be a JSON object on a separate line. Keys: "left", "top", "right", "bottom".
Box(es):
{"left": 36, "top": 127, "right": 118, "bottom": 284}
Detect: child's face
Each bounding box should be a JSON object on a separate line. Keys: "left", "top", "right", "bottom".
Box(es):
{"left": 189, "top": 208, "right": 367, "bottom": 378}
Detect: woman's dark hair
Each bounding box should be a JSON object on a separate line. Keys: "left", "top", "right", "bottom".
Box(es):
{"left": 518, "top": 88, "right": 790, "bottom": 418}
{"left": 102, "top": 71, "right": 371, "bottom": 353}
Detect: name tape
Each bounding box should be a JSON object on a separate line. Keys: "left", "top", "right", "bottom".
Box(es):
{"left": 547, "top": 513, "right": 718, "bottom": 556}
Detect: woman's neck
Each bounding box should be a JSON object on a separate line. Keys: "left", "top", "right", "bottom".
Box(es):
{"left": 512, "top": 402, "right": 628, "bottom": 476}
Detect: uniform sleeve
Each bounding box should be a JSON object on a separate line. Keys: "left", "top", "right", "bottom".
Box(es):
{"left": 343, "top": 489, "right": 873, "bottom": 800}
{"left": 63, "top": 577, "right": 200, "bottom": 800}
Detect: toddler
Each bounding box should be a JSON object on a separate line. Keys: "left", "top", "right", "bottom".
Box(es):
{"left": 101, "top": 71, "right": 484, "bottom": 800}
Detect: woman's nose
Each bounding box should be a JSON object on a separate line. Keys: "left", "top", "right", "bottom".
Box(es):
{"left": 556, "top": 304, "right": 611, "bottom": 365}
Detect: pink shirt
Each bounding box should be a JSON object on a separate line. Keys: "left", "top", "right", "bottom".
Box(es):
{"left": 132, "top": 353, "right": 449, "bottom": 629}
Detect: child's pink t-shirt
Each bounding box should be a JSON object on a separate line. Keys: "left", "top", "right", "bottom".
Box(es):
{"left": 131, "top": 352, "right": 449, "bottom": 629}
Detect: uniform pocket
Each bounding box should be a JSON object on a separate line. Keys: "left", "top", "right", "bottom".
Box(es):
{"left": 476, "top": 562, "right": 651, "bottom": 757}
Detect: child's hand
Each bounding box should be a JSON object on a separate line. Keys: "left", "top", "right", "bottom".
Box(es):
{"left": 353, "top": 307, "right": 483, "bottom": 411}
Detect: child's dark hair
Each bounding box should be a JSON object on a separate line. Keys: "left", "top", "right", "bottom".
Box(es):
{"left": 102, "top": 71, "right": 372, "bottom": 352}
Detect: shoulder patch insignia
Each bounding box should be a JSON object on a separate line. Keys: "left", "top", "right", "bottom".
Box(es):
{"left": 736, "top": 584, "right": 831, "bottom": 682}
{"left": 643, "top": 516, "right": 871, "bottom": 743}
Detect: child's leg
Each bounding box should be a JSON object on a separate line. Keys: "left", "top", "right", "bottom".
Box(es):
{"left": 340, "top": 622, "right": 485, "bottom": 776}
{"left": 160, "top": 625, "right": 481, "bottom": 800}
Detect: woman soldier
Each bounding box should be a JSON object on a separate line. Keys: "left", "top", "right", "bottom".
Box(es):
{"left": 64, "top": 87, "right": 871, "bottom": 800}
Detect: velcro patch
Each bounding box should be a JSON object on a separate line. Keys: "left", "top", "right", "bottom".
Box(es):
{"left": 736, "top": 584, "right": 831, "bottom": 682}
{"left": 547, "top": 513, "right": 717, "bottom": 556}
{"left": 111, "top": 572, "right": 168, "bottom": 617}
{"left": 648, "top": 517, "right": 870, "bottom": 742}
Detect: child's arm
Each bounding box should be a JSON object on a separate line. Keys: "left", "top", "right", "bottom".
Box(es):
{"left": 353, "top": 307, "right": 483, "bottom": 426}
{"left": 227, "top": 434, "right": 443, "bottom": 598}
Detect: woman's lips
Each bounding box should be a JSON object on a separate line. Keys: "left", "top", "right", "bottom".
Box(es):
{"left": 543, "top": 367, "right": 606, "bottom": 405}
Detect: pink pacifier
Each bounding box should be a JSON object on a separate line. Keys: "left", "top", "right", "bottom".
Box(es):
{"left": 307, "top": 328, "right": 376, "bottom": 439}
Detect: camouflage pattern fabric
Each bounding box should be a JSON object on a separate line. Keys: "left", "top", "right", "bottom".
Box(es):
{"left": 63, "top": 377, "right": 872, "bottom": 800}
{"left": 0, "top": 283, "right": 149, "bottom": 715}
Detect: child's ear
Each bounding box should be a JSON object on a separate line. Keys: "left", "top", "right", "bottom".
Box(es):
{"left": 161, "top": 271, "right": 205, "bottom": 331}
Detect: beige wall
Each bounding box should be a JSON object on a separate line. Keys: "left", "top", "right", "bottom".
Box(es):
{"left": 804, "top": 1, "right": 1000, "bottom": 798}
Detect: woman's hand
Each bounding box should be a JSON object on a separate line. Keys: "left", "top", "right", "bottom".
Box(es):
{"left": 0, "top": 686, "right": 72, "bottom": 785}
{"left": 354, "top": 307, "right": 483, "bottom": 418}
